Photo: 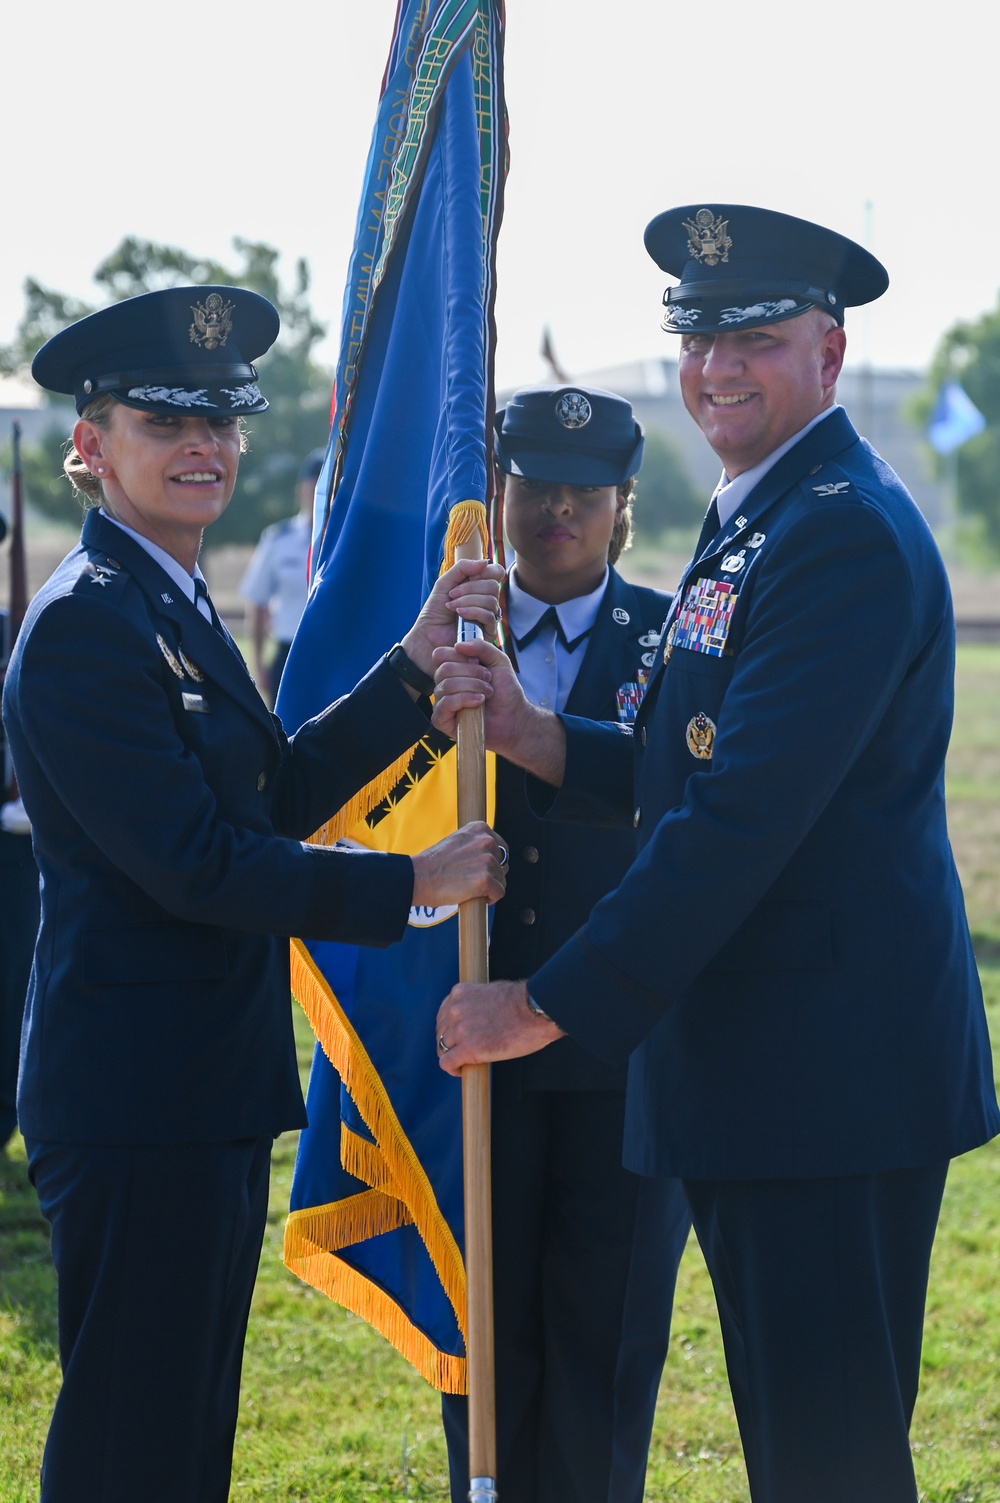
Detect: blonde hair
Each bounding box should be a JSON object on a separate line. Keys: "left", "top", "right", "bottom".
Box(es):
{"left": 64, "top": 396, "right": 250, "bottom": 508}
{"left": 64, "top": 395, "right": 117, "bottom": 506}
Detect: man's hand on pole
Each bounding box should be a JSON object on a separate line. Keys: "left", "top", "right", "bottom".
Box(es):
{"left": 402, "top": 558, "right": 505, "bottom": 677}
{"left": 436, "top": 978, "right": 565, "bottom": 1074}
{"left": 432, "top": 638, "right": 568, "bottom": 788}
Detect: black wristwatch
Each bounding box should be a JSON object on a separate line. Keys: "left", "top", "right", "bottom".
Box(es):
{"left": 386, "top": 643, "right": 436, "bottom": 697}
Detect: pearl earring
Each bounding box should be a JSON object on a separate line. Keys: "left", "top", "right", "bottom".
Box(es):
{"left": 96, "top": 466, "right": 105, "bottom": 475}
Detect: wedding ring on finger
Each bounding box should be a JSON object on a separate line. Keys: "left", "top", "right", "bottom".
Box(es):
{"left": 497, "top": 844, "right": 509, "bottom": 870}
{"left": 438, "top": 1034, "right": 451, "bottom": 1055}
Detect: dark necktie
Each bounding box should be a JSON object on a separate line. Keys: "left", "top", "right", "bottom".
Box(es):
{"left": 694, "top": 497, "right": 722, "bottom": 558}
{"left": 513, "top": 605, "right": 591, "bottom": 654}
{"left": 194, "top": 578, "right": 224, "bottom": 634}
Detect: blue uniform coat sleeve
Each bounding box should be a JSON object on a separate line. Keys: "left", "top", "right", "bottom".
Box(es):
{"left": 525, "top": 713, "right": 636, "bottom": 830}
{"left": 12, "top": 594, "right": 419, "bottom": 948}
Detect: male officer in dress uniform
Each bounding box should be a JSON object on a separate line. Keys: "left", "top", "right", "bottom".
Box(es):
{"left": 442, "top": 387, "right": 691, "bottom": 1503}
{"left": 431, "top": 206, "right": 1000, "bottom": 1503}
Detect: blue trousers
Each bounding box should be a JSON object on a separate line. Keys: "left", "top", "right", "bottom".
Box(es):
{"left": 443, "top": 1081, "right": 691, "bottom": 1503}
{"left": 27, "top": 1135, "right": 272, "bottom": 1503}
{"left": 685, "top": 1163, "right": 949, "bottom": 1503}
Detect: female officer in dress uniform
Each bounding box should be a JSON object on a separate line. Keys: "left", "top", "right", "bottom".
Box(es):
{"left": 442, "top": 387, "right": 691, "bottom": 1503}
{"left": 3, "top": 285, "right": 506, "bottom": 1503}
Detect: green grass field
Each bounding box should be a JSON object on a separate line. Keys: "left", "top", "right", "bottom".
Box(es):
{"left": 2, "top": 647, "right": 1000, "bottom": 1501}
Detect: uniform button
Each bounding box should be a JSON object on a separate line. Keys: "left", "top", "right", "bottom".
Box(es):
{"left": 544, "top": 653, "right": 554, "bottom": 664}
{"left": 633, "top": 807, "right": 641, "bottom": 828}
{"left": 523, "top": 845, "right": 539, "bottom": 864}
{"left": 640, "top": 726, "right": 647, "bottom": 746}
{"left": 257, "top": 771, "right": 268, "bottom": 791}
{"left": 540, "top": 697, "right": 550, "bottom": 707}
{"left": 520, "top": 907, "right": 537, "bottom": 926}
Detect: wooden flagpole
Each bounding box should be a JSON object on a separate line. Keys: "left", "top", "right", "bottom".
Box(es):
{"left": 454, "top": 533, "right": 498, "bottom": 1503}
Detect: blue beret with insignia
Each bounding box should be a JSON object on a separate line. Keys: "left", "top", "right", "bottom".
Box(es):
{"left": 644, "top": 204, "right": 889, "bottom": 335}
{"left": 495, "top": 386, "right": 644, "bottom": 486}
{"left": 31, "top": 285, "right": 279, "bottom": 416}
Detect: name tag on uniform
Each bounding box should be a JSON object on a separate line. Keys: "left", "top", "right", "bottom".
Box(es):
{"left": 672, "top": 577, "right": 738, "bottom": 657}
{"left": 182, "top": 692, "right": 210, "bottom": 714}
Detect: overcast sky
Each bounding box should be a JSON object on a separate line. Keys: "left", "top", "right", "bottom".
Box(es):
{"left": 4, "top": 0, "right": 997, "bottom": 396}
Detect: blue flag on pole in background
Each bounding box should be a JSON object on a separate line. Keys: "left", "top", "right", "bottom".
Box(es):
{"left": 279, "top": 0, "right": 506, "bottom": 1393}
{"left": 927, "top": 379, "right": 987, "bottom": 454}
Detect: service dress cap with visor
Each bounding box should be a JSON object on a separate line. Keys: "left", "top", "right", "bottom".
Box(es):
{"left": 495, "top": 386, "right": 644, "bottom": 486}
{"left": 31, "top": 285, "right": 279, "bottom": 416}
{"left": 645, "top": 204, "right": 889, "bottom": 335}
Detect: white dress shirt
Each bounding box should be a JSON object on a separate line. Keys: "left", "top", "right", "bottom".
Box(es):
{"left": 507, "top": 565, "right": 608, "bottom": 713}
{"left": 713, "top": 406, "right": 840, "bottom": 530}
{"left": 100, "top": 510, "right": 213, "bottom": 622}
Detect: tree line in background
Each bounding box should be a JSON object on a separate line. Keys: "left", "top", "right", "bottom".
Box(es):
{"left": 0, "top": 239, "right": 334, "bottom": 548}
{"left": 4, "top": 238, "right": 1000, "bottom": 555}
{"left": 0, "top": 238, "right": 703, "bottom": 551}
{"left": 919, "top": 299, "right": 1000, "bottom": 556}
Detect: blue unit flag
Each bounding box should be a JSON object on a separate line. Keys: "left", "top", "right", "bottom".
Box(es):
{"left": 928, "top": 379, "right": 986, "bottom": 455}
{"left": 278, "top": 0, "right": 506, "bottom": 1393}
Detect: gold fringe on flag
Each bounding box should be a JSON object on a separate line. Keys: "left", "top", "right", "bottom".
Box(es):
{"left": 441, "top": 498, "right": 489, "bottom": 572}
{"left": 284, "top": 938, "right": 469, "bottom": 1393}
{"left": 309, "top": 745, "right": 419, "bottom": 848}
{"left": 284, "top": 1192, "right": 466, "bottom": 1393}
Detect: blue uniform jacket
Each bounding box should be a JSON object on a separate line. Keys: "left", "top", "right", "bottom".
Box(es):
{"left": 491, "top": 569, "right": 670, "bottom": 1091}
{"left": 3, "top": 509, "right": 425, "bottom": 1146}
{"left": 528, "top": 408, "right": 1000, "bottom": 1179}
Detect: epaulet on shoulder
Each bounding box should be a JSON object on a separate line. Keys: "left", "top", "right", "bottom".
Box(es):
{"left": 71, "top": 554, "right": 131, "bottom": 603}
{"left": 801, "top": 461, "right": 858, "bottom": 502}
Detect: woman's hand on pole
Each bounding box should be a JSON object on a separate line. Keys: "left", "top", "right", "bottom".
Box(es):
{"left": 411, "top": 820, "right": 508, "bottom": 908}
